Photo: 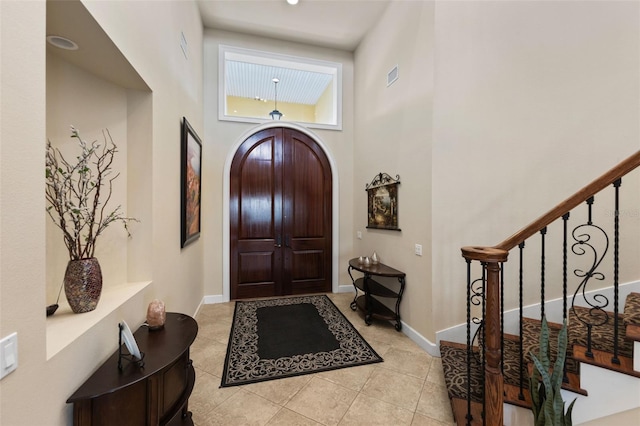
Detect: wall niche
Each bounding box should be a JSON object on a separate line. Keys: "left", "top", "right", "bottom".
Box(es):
{"left": 45, "top": 0, "right": 152, "bottom": 358}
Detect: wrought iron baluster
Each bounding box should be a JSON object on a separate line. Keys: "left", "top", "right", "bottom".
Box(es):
{"left": 518, "top": 242, "right": 525, "bottom": 400}
{"left": 571, "top": 195, "right": 609, "bottom": 360}
{"left": 562, "top": 212, "right": 570, "bottom": 384}
{"left": 500, "top": 262, "right": 504, "bottom": 385}
{"left": 466, "top": 262, "right": 488, "bottom": 424}
{"left": 612, "top": 178, "right": 621, "bottom": 365}
{"left": 583, "top": 196, "right": 596, "bottom": 358}
{"left": 540, "top": 227, "right": 547, "bottom": 319}
{"left": 562, "top": 213, "right": 570, "bottom": 321}
{"left": 465, "top": 259, "right": 473, "bottom": 426}
{"left": 481, "top": 262, "right": 486, "bottom": 425}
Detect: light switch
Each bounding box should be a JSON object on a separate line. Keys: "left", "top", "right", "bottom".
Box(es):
{"left": 0, "top": 332, "right": 18, "bottom": 380}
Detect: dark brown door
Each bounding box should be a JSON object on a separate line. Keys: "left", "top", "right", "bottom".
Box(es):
{"left": 230, "top": 128, "right": 332, "bottom": 299}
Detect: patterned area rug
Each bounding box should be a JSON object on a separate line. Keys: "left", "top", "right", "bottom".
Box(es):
{"left": 220, "top": 295, "right": 383, "bottom": 387}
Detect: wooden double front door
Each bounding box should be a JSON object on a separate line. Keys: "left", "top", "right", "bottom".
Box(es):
{"left": 230, "top": 128, "right": 332, "bottom": 299}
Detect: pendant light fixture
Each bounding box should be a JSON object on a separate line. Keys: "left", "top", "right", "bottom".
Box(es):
{"left": 269, "top": 78, "right": 283, "bottom": 120}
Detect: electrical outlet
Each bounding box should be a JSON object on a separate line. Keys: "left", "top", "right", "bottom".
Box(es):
{"left": 357, "top": 231, "right": 362, "bottom": 239}
{"left": 0, "top": 332, "right": 18, "bottom": 380}
{"left": 415, "top": 244, "right": 423, "bottom": 256}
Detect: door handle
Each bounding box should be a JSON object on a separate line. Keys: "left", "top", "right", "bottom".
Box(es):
{"left": 285, "top": 235, "right": 291, "bottom": 248}
{"left": 275, "top": 235, "right": 282, "bottom": 248}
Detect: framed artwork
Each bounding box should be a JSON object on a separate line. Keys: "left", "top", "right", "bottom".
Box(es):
{"left": 181, "top": 117, "right": 202, "bottom": 248}
{"left": 366, "top": 173, "right": 401, "bottom": 231}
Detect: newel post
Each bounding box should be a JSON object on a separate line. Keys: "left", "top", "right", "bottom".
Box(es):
{"left": 461, "top": 246, "right": 509, "bottom": 426}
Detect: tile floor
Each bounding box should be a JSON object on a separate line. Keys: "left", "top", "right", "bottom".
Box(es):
{"left": 189, "top": 292, "right": 455, "bottom": 426}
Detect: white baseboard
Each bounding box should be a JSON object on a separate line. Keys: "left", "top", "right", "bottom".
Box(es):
{"left": 336, "top": 284, "right": 354, "bottom": 293}
{"left": 399, "top": 319, "right": 439, "bottom": 356}
{"left": 203, "top": 294, "right": 226, "bottom": 304}
{"left": 336, "top": 285, "right": 439, "bottom": 356}
{"left": 199, "top": 286, "right": 440, "bottom": 356}
{"left": 200, "top": 280, "right": 640, "bottom": 360}
{"left": 435, "top": 280, "right": 640, "bottom": 356}
{"left": 193, "top": 298, "right": 203, "bottom": 319}
{"left": 200, "top": 284, "right": 356, "bottom": 305}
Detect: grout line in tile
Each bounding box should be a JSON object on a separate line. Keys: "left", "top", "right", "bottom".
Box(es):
{"left": 191, "top": 292, "right": 452, "bottom": 426}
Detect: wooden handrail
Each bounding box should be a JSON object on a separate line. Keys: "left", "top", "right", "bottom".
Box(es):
{"left": 496, "top": 150, "right": 640, "bottom": 252}
{"left": 462, "top": 151, "right": 640, "bottom": 261}
{"left": 459, "top": 149, "right": 640, "bottom": 426}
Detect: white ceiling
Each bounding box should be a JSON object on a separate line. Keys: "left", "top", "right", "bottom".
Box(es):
{"left": 226, "top": 61, "right": 334, "bottom": 105}
{"left": 47, "top": 0, "right": 390, "bottom": 110}
{"left": 47, "top": 0, "right": 149, "bottom": 90}
{"left": 200, "top": 0, "right": 390, "bottom": 108}
{"left": 197, "top": 0, "right": 391, "bottom": 51}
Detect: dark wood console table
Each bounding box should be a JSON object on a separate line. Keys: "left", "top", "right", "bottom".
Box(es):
{"left": 347, "top": 258, "right": 406, "bottom": 331}
{"left": 67, "top": 313, "right": 198, "bottom": 426}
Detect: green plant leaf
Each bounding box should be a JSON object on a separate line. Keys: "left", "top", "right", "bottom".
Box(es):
{"left": 553, "top": 384, "right": 564, "bottom": 425}
{"left": 531, "top": 353, "right": 552, "bottom": 392}
{"left": 551, "top": 321, "right": 568, "bottom": 386}
{"left": 565, "top": 398, "right": 576, "bottom": 426}
{"left": 543, "top": 408, "right": 554, "bottom": 426}
{"left": 529, "top": 316, "right": 575, "bottom": 425}
{"left": 539, "top": 316, "right": 551, "bottom": 372}
{"left": 529, "top": 377, "right": 541, "bottom": 420}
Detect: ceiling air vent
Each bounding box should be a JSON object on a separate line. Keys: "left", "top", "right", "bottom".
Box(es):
{"left": 387, "top": 65, "right": 399, "bottom": 87}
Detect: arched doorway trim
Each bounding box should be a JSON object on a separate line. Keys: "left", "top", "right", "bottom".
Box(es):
{"left": 222, "top": 122, "right": 339, "bottom": 302}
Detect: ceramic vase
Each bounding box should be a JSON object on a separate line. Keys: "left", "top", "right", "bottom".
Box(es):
{"left": 64, "top": 258, "right": 102, "bottom": 313}
{"left": 371, "top": 251, "right": 379, "bottom": 265}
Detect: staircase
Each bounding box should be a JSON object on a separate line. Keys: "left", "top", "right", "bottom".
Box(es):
{"left": 441, "top": 292, "right": 640, "bottom": 425}
{"left": 440, "top": 151, "right": 640, "bottom": 426}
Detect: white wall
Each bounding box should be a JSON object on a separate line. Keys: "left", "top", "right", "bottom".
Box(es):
{"left": 354, "top": 1, "right": 435, "bottom": 342}
{"left": 202, "top": 29, "right": 355, "bottom": 300}
{"left": 45, "top": 54, "right": 131, "bottom": 302}
{"left": 1, "top": 1, "right": 638, "bottom": 423}
{"left": 353, "top": 0, "right": 640, "bottom": 345}
{"left": 82, "top": 0, "right": 205, "bottom": 314}
{"left": 0, "top": 1, "right": 204, "bottom": 424}
{"left": 0, "top": 0, "right": 49, "bottom": 423}
{"left": 432, "top": 1, "right": 640, "bottom": 333}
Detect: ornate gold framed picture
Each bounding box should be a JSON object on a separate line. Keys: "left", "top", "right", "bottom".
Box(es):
{"left": 366, "top": 173, "right": 400, "bottom": 231}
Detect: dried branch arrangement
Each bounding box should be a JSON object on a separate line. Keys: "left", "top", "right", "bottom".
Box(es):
{"left": 45, "top": 126, "right": 138, "bottom": 260}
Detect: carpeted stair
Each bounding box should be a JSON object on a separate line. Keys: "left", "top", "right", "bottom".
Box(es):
{"left": 440, "top": 292, "right": 640, "bottom": 426}
{"left": 623, "top": 292, "right": 640, "bottom": 341}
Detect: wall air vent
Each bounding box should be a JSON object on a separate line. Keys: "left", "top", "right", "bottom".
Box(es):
{"left": 387, "top": 65, "right": 399, "bottom": 87}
